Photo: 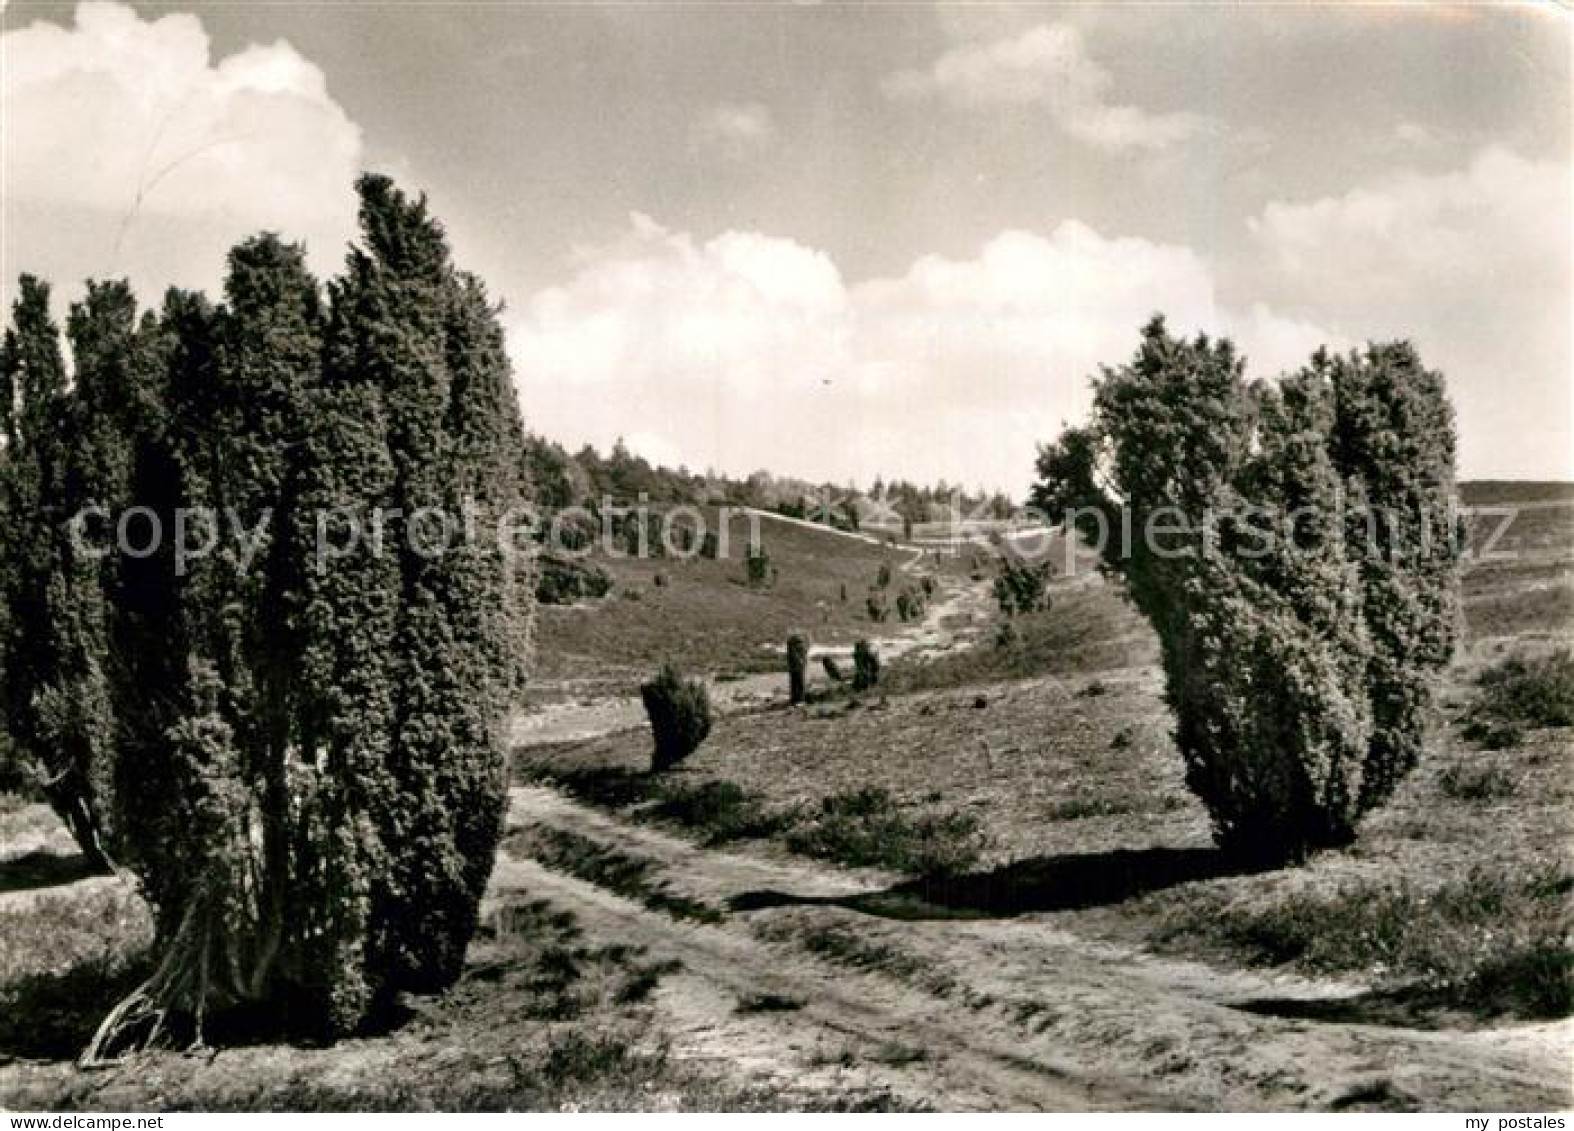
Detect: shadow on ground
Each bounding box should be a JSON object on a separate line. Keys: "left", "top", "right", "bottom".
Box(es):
{"left": 0, "top": 954, "right": 151, "bottom": 1061}
{"left": 1234, "top": 975, "right": 1572, "bottom": 1031}
{"left": 0, "top": 850, "right": 105, "bottom": 895}
{"left": 732, "top": 845, "right": 1261, "bottom": 920}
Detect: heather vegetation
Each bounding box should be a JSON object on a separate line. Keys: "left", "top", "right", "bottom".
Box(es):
{"left": 1460, "top": 650, "right": 1574, "bottom": 749}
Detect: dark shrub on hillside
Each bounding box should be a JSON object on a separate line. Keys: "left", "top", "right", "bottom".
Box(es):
{"left": 535, "top": 552, "right": 613, "bottom": 604}
{"left": 1462, "top": 651, "right": 1574, "bottom": 749}
{"left": 822, "top": 655, "right": 846, "bottom": 683}
{"left": 993, "top": 558, "right": 1053, "bottom": 616}
{"left": 665, "top": 518, "right": 696, "bottom": 555}
{"left": 641, "top": 665, "right": 713, "bottom": 772}
{"left": 786, "top": 633, "right": 809, "bottom": 705}
{"left": 866, "top": 593, "right": 888, "bottom": 623}
{"left": 1034, "top": 317, "right": 1461, "bottom": 864}
{"left": 745, "top": 544, "right": 770, "bottom": 587}
{"left": 875, "top": 562, "right": 893, "bottom": 588}
{"left": 852, "top": 640, "right": 881, "bottom": 692}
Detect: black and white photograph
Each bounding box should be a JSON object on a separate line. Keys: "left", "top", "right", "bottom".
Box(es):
{"left": 0, "top": 0, "right": 1570, "bottom": 1115}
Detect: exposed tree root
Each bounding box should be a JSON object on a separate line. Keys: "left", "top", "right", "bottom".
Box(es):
{"left": 79, "top": 875, "right": 270, "bottom": 1067}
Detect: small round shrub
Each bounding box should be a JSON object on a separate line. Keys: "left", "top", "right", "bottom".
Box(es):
{"left": 535, "top": 552, "right": 613, "bottom": 605}
{"left": 641, "top": 664, "right": 713, "bottom": 772}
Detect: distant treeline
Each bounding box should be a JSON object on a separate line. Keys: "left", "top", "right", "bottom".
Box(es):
{"left": 525, "top": 433, "right": 1016, "bottom": 526}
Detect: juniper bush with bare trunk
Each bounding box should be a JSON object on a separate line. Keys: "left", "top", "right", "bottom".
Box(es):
{"left": 0, "top": 176, "right": 536, "bottom": 1056}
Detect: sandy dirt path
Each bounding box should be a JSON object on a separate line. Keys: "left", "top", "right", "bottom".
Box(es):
{"left": 496, "top": 784, "right": 1569, "bottom": 1111}
{"left": 490, "top": 796, "right": 1152, "bottom": 1111}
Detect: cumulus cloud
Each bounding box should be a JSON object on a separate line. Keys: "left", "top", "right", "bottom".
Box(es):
{"left": 513, "top": 212, "right": 846, "bottom": 391}
{"left": 689, "top": 102, "right": 775, "bottom": 155}
{"left": 509, "top": 215, "right": 1338, "bottom": 491}
{"left": 2, "top": 1, "right": 363, "bottom": 305}
{"left": 1251, "top": 148, "right": 1563, "bottom": 296}
{"left": 1250, "top": 147, "right": 1571, "bottom": 479}
{"left": 883, "top": 23, "right": 1209, "bottom": 153}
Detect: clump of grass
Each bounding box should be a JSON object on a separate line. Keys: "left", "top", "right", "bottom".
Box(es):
{"left": 1151, "top": 866, "right": 1572, "bottom": 1019}
{"left": 507, "top": 825, "right": 723, "bottom": 924}
{"left": 647, "top": 780, "right": 795, "bottom": 845}
{"left": 785, "top": 788, "right": 985, "bottom": 877}
{"left": 1043, "top": 795, "right": 1139, "bottom": 821}
{"left": 1437, "top": 760, "right": 1518, "bottom": 802}
{"left": 518, "top": 763, "right": 657, "bottom": 808}
{"left": 795, "top": 923, "right": 925, "bottom": 981}
{"left": 471, "top": 896, "right": 677, "bottom": 1021}
{"left": 1462, "top": 650, "right": 1574, "bottom": 749}
{"left": 519, "top": 764, "right": 794, "bottom": 847}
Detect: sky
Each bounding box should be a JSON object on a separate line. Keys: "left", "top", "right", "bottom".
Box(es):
{"left": 2, "top": 1, "right": 1570, "bottom": 493}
